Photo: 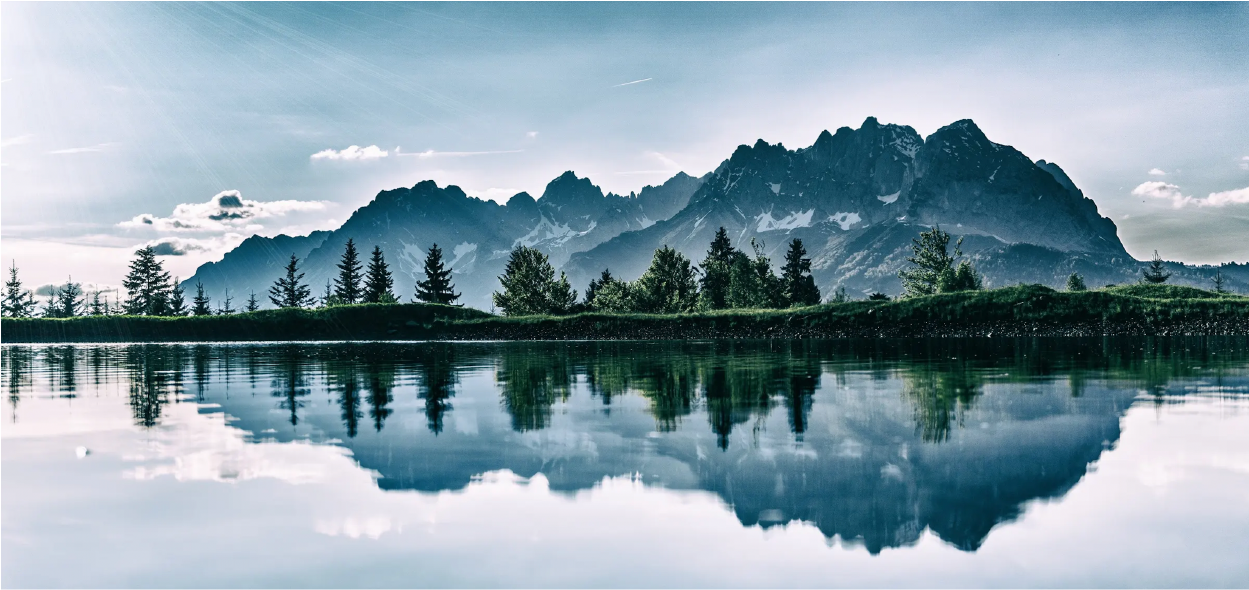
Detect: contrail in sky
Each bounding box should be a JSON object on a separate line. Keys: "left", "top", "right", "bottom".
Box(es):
{"left": 611, "top": 78, "right": 652, "bottom": 88}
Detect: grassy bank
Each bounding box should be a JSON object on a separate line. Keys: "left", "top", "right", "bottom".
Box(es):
{"left": 3, "top": 284, "right": 1247, "bottom": 343}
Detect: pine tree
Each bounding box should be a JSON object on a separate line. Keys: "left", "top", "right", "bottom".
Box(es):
{"left": 191, "top": 282, "right": 213, "bottom": 316}
{"left": 168, "top": 279, "right": 189, "bottom": 316}
{"left": 781, "top": 239, "right": 821, "bottom": 307}
{"left": 416, "top": 243, "right": 461, "bottom": 305}
{"left": 584, "top": 269, "right": 615, "bottom": 309}
{"left": 245, "top": 291, "right": 260, "bottom": 312}
{"left": 321, "top": 279, "right": 338, "bottom": 308}
{"left": 363, "top": 246, "right": 396, "bottom": 303}
{"left": 2, "top": 260, "right": 37, "bottom": 318}
{"left": 122, "top": 246, "right": 173, "bottom": 316}
{"left": 1212, "top": 270, "right": 1226, "bottom": 294}
{"left": 727, "top": 240, "right": 784, "bottom": 309}
{"left": 634, "top": 246, "right": 700, "bottom": 313}
{"left": 270, "top": 255, "right": 315, "bottom": 308}
{"left": 40, "top": 287, "right": 60, "bottom": 318}
{"left": 333, "top": 239, "right": 363, "bottom": 304}
{"left": 54, "top": 277, "right": 85, "bottom": 318}
{"left": 217, "top": 289, "right": 235, "bottom": 315}
{"left": 492, "top": 246, "right": 574, "bottom": 316}
{"left": 1066, "top": 273, "right": 1087, "bottom": 292}
{"left": 1142, "top": 250, "right": 1171, "bottom": 284}
{"left": 699, "top": 227, "right": 738, "bottom": 310}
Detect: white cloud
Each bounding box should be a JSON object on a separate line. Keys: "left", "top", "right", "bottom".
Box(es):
{"left": 1148, "top": 168, "right": 1167, "bottom": 176}
{"left": 310, "top": 145, "right": 388, "bottom": 161}
{"left": 526, "top": 131, "right": 539, "bottom": 139}
{"left": 1132, "top": 181, "right": 1249, "bottom": 208}
{"left": 1240, "top": 156, "right": 1248, "bottom": 171}
{"left": 49, "top": 142, "right": 118, "bottom": 155}
{"left": 1, "top": 134, "right": 33, "bottom": 148}
{"left": 611, "top": 77, "right": 652, "bottom": 88}
{"left": 146, "top": 237, "right": 212, "bottom": 256}
{"left": 396, "top": 148, "right": 523, "bottom": 158}
{"left": 646, "top": 150, "right": 682, "bottom": 170}
{"left": 119, "top": 190, "right": 326, "bottom": 233}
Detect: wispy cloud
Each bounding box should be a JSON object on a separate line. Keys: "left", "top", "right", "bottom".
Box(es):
{"left": 119, "top": 190, "right": 326, "bottom": 233}
{"left": 1148, "top": 168, "right": 1167, "bottom": 176}
{"left": 310, "top": 145, "right": 388, "bottom": 161}
{"left": 1, "top": 134, "right": 33, "bottom": 148}
{"left": 49, "top": 142, "right": 118, "bottom": 155}
{"left": 611, "top": 77, "right": 652, "bottom": 88}
{"left": 396, "top": 148, "right": 523, "bottom": 158}
{"left": 1132, "top": 181, "right": 1249, "bottom": 208}
{"left": 526, "top": 131, "right": 539, "bottom": 139}
{"left": 645, "top": 150, "right": 682, "bottom": 170}
{"left": 1241, "top": 156, "right": 1248, "bottom": 171}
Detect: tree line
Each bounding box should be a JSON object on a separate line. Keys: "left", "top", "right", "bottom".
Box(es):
{"left": 2, "top": 224, "right": 1219, "bottom": 319}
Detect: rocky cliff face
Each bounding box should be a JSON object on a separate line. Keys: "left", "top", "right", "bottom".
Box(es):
{"left": 188, "top": 117, "right": 1235, "bottom": 309}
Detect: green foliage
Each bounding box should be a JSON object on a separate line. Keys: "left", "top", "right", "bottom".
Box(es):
{"left": 168, "top": 280, "right": 188, "bottom": 316}
{"left": 584, "top": 269, "right": 615, "bottom": 309}
{"left": 633, "top": 246, "right": 700, "bottom": 313}
{"left": 2, "top": 261, "right": 36, "bottom": 318}
{"left": 122, "top": 246, "right": 173, "bottom": 316}
{"left": 217, "top": 290, "right": 236, "bottom": 315}
{"left": 192, "top": 282, "right": 213, "bottom": 316}
{"left": 727, "top": 240, "right": 784, "bottom": 309}
{"left": 88, "top": 292, "right": 108, "bottom": 316}
{"left": 698, "top": 227, "right": 738, "bottom": 310}
{"left": 781, "top": 238, "right": 821, "bottom": 307}
{"left": 416, "top": 243, "right": 460, "bottom": 305}
{"left": 334, "top": 239, "right": 364, "bottom": 304}
{"left": 269, "top": 254, "right": 315, "bottom": 309}
{"left": 51, "top": 278, "right": 85, "bottom": 318}
{"left": 1212, "top": 270, "right": 1226, "bottom": 294}
{"left": 245, "top": 291, "right": 260, "bottom": 313}
{"left": 363, "top": 246, "right": 396, "bottom": 304}
{"left": 590, "top": 279, "right": 634, "bottom": 313}
{"left": 830, "top": 285, "right": 849, "bottom": 303}
{"left": 868, "top": 292, "right": 890, "bottom": 301}
{"left": 492, "top": 246, "right": 576, "bottom": 316}
{"left": 1142, "top": 250, "right": 1171, "bottom": 284}
{"left": 899, "top": 226, "right": 982, "bottom": 297}
{"left": 1066, "top": 273, "right": 1087, "bottom": 292}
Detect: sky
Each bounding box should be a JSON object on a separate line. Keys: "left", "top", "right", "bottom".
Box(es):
{"left": 2, "top": 2, "right": 1248, "bottom": 294}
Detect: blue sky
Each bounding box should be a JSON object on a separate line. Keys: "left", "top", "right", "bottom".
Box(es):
{"left": 2, "top": 2, "right": 1247, "bottom": 292}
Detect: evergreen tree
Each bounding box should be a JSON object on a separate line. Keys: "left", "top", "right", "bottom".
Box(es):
{"left": 168, "top": 279, "right": 188, "bottom": 316}
{"left": 1212, "top": 270, "right": 1226, "bottom": 294}
{"left": 89, "top": 292, "right": 107, "bottom": 316}
{"left": 122, "top": 246, "right": 173, "bottom": 316}
{"left": 781, "top": 238, "right": 821, "bottom": 306}
{"left": 245, "top": 291, "right": 260, "bottom": 312}
{"left": 727, "top": 240, "right": 784, "bottom": 309}
{"left": 830, "top": 285, "right": 850, "bottom": 303}
{"left": 898, "top": 226, "right": 981, "bottom": 297}
{"left": 2, "top": 260, "right": 37, "bottom": 318}
{"left": 698, "top": 227, "right": 738, "bottom": 310}
{"left": 191, "top": 282, "right": 213, "bottom": 316}
{"left": 1066, "top": 273, "right": 1087, "bottom": 292}
{"left": 321, "top": 279, "right": 340, "bottom": 308}
{"left": 1142, "top": 250, "right": 1171, "bottom": 284}
{"left": 54, "top": 277, "right": 85, "bottom": 318}
{"left": 590, "top": 279, "right": 635, "bottom": 313}
{"left": 269, "top": 255, "right": 315, "bottom": 308}
{"left": 416, "top": 243, "right": 460, "bottom": 305}
{"left": 868, "top": 292, "right": 890, "bottom": 301}
{"left": 218, "top": 289, "right": 235, "bottom": 315}
{"left": 492, "top": 246, "right": 576, "bottom": 316}
{"left": 633, "top": 246, "right": 700, "bottom": 313}
{"left": 584, "top": 269, "right": 615, "bottom": 309}
{"left": 40, "top": 287, "right": 60, "bottom": 318}
{"left": 333, "top": 239, "right": 363, "bottom": 304}
{"left": 363, "top": 246, "right": 396, "bottom": 303}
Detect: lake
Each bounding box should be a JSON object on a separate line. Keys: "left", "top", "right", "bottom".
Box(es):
{"left": 3, "top": 338, "right": 1249, "bottom": 588}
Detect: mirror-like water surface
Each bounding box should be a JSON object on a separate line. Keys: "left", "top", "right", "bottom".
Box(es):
{"left": 4, "top": 338, "right": 1249, "bottom": 588}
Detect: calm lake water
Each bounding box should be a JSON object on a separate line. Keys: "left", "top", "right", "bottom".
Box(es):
{"left": 3, "top": 338, "right": 1249, "bottom": 588}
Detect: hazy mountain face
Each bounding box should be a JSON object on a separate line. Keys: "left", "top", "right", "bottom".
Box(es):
{"left": 184, "top": 117, "right": 1240, "bottom": 309}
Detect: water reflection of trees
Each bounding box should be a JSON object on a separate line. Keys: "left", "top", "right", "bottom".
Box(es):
{"left": 417, "top": 344, "right": 457, "bottom": 434}
{"left": 271, "top": 345, "right": 310, "bottom": 427}
{"left": 124, "top": 345, "right": 182, "bottom": 428}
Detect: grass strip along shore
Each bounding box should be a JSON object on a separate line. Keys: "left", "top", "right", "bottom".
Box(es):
{"left": 3, "top": 284, "right": 1247, "bottom": 343}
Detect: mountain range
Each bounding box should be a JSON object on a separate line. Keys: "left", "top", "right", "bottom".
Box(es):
{"left": 184, "top": 117, "right": 1247, "bottom": 309}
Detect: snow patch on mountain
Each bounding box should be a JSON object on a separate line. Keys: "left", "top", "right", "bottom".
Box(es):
{"left": 769, "top": 183, "right": 781, "bottom": 195}
{"left": 878, "top": 192, "right": 900, "bottom": 204}
{"left": 449, "top": 242, "right": 478, "bottom": 273}
{"left": 756, "top": 209, "right": 814, "bottom": 232}
{"left": 514, "top": 216, "right": 581, "bottom": 248}
{"left": 830, "top": 212, "right": 862, "bottom": 231}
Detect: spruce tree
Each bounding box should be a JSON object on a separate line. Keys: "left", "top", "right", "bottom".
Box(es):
{"left": 333, "top": 239, "right": 363, "bottom": 304}
{"left": 584, "top": 269, "right": 615, "bottom": 309}
{"left": 218, "top": 289, "right": 235, "bottom": 315}
{"left": 270, "top": 255, "right": 315, "bottom": 308}
{"left": 245, "top": 291, "right": 260, "bottom": 312}
{"left": 2, "top": 260, "right": 37, "bottom": 318}
{"left": 699, "top": 227, "right": 738, "bottom": 310}
{"left": 634, "top": 246, "right": 700, "bottom": 313}
{"left": 727, "top": 240, "right": 784, "bottom": 309}
{"left": 54, "top": 277, "right": 85, "bottom": 318}
{"left": 1212, "top": 270, "right": 1226, "bottom": 294}
{"left": 781, "top": 238, "right": 821, "bottom": 307}
{"left": 168, "top": 279, "right": 189, "bottom": 316}
{"left": 363, "top": 246, "right": 396, "bottom": 303}
{"left": 416, "top": 243, "right": 460, "bottom": 305}
{"left": 89, "top": 292, "right": 107, "bottom": 316}
{"left": 192, "top": 282, "right": 213, "bottom": 316}
{"left": 1142, "top": 250, "right": 1171, "bottom": 284}
{"left": 122, "top": 246, "right": 173, "bottom": 315}
{"left": 40, "top": 287, "right": 61, "bottom": 318}
{"left": 492, "top": 246, "right": 574, "bottom": 316}
{"left": 321, "top": 279, "right": 338, "bottom": 308}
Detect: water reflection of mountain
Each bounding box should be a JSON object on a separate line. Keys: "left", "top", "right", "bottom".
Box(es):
{"left": 5, "top": 338, "right": 1246, "bottom": 553}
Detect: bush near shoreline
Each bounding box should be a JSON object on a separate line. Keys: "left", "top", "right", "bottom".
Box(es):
{"left": 3, "top": 284, "right": 1247, "bottom": 344}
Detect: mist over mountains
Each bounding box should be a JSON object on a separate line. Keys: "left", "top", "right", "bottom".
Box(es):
{"left": 184, "top": 118, "right": 1247, "bottom": 309}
